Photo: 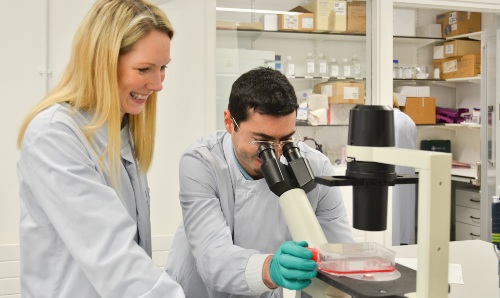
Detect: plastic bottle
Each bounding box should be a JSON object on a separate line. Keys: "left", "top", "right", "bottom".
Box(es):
{"left": 317, "top": 53, "right": 328, "bottom": 77}
{"left": 351, "top": 54, "right": 362, "bottom": 78}
{"left": 393, "top": 59, "right": 403, "bottom": 79}
{"left": 305, "top": 52, "right": 315, "bottom": 77}
{"left": 275, "top": 54, "right": 283, "bottom": 74}
{"left": 342, "top": 58, "right": 351, "bottom": 78}
{"left": 393, "top": 59, "right": 399, "bottom": 79}
{"left": 284, "top": 56, "right": 295, "bottom": 77}
{"left": 329, "top": 58, "right": 339, "bottom": 78}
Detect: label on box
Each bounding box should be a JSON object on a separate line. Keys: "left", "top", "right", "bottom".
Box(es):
{"left": 334, "top": 2, "right": 347, "bottom": 15}
{"left": 297, "top": 107, "right": 308, "bottom": 121}
{"left": 344, "top": 87, "right": 359, "bottom": 99}
{"left": 449, "top": 12, "right": 457, "bottom": 24}
{"left": 301, "top": 17, "right": 314, "bottom": 29}
{"left": 283, "top": 15, "right": 299, "bottom": 30}
{"left": 445, "top": 44, "right": 454, "bottom": 54}
{"left": 443, "top": 60, "right": 458, "bottom": 73}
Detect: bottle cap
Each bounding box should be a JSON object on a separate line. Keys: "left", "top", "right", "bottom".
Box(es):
{"left": 306, "top": 247, "right": 319, "bottom": 262}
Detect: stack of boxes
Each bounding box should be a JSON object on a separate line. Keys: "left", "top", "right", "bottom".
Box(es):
{"left": 433, "top": 11, "right": 481, "bottom": 80}
{"left": 313, "top": 81, "right": 365, "bottom": 125}
{"left": 395, "top": 86, "right": 435, "bottom": 125}
{"left": 260, "top": 0, "right": 367, "bottom": 34}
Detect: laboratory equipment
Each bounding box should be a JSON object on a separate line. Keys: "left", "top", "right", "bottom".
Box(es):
{"left": 305, "top": 53, "right": 315, "bottom": 77}
{"left": 492, "top": 196, "right": 500, "bottom": 286}
{"left": 341, "top": 58, "right": 351, "bottom": 78}
{"left": 351, "top": 55, "right": 361, "bottom": 78}
{"left": 284, "top": 56, "right": 295, "bottom": 77}
{"left": 308, "top": 242, "right": 396, "bottom": 276}
{"left": 317, "top": 53, "right": 329, "bottom": 78}
{"left": 259, "top": 105, "right": 452, "bottom": 297}
{"left": 329, "top": 58, "right": 339, "bottom": 78}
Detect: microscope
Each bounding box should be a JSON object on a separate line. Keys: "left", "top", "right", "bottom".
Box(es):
{"left": 259, "top": 105, "right": 452, "bottom": 298}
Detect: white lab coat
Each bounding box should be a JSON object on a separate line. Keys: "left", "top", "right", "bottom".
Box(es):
{"left": 17, "top": 103, "right": 184, "bottom": 297}
{"left": 166, "top": 131, "right": 353, "bottom": 298}
{"left": 392, "top": 108, "right": 418, "bottom": 245}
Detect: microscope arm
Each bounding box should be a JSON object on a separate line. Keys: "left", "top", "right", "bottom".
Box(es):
{"left": 347, "top": 145, "right": 452, "bottom": 298}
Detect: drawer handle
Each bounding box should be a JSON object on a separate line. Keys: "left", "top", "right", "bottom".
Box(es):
{"left": 470, "top": 233, "right": 480, "bottom": 237}
{"left": 470, "top": 199, "right": 480, "bottom": 203}
{"left": 470, "top": 216, "right": 480, "bottom": 220}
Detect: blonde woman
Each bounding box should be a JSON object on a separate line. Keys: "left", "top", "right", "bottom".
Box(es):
{"left": 16, "top": 0, "right": 184, "bottom": 297}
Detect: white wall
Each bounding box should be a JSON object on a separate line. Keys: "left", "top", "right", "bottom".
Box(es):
{"left": 0, "top": 0, "right": 214, "bottom": 296}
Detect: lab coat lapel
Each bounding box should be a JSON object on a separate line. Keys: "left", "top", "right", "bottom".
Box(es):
{"left": 121, "top": 127, "right": 152, "bottom": 256}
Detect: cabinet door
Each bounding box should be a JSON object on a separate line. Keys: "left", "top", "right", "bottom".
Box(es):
{"left": 481, "top": 16, "right": 500, "bottom": 242}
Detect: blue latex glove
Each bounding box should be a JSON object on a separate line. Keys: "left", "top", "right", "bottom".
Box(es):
{"left": 269, "top": 241, "right": 317, "bottom": 290}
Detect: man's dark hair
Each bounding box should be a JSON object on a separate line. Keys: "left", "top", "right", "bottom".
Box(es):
{"left": 228, "top": 67, "right": 298, "bottom": 130}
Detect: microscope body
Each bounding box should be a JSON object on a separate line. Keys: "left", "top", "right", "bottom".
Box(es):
{"left": 259, "top": 105, "right": 452, "bottom": 298}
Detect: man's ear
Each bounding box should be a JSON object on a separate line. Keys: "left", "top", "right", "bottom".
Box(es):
{"left": 223, "top": 110, "right": 233, "bottom": 133}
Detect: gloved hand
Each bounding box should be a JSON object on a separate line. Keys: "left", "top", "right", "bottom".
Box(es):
{"left": 269, "top": 241, "right": 317, "bottom": 290}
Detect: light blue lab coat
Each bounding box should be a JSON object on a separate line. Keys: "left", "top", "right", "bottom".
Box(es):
{"left": 17, "top": 103, "right": 184, "bottom": 297}
{"left": 166, "top": 131, "right": 353, "bottom": 298}
{"left": 393, "top": 108, "right": 418, "bottom": 245}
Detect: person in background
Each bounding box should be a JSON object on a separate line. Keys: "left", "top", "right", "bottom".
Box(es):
{"left": 392, "top": 94, "right": 418, "bottom": 245}
{"left": 166, "top": 67, "right": 353, "bottom": 298}
{"left": 16, "top": 0, "right": 184, "bottom": 297}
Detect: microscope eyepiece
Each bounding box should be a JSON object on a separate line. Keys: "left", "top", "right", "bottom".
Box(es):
{"left": 282, "top": 141, "right": 301, "bottom": 161}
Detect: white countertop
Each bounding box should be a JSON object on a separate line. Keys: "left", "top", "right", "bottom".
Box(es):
{"left": 391, "top": 240, "right": 499, "bottom": 298}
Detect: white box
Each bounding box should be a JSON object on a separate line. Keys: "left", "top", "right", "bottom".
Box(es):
{"left": 394, "top": 93, "right": 407, "bottom": 106}
{"left": 307, "top": 94, "right": 329, "bottom": 111}
{"left": 417, "top": 24, "right": 442, "bottom": 38}
{"left": 329, "top": 104, "right": 356, "bottom": 125}
{"left": 260, "top": 14, "right": 278, "bottom": 31}
{"left": 296, "top": 89, "right": 313, "bottom": 105}
{"left": 434, "top": 45, "right": 445, "bottom": 59}
{"left": 393, "top": 8, "right": 416, "bottom": 37}
{"left": 394, "top": 86, "right": 430, "bottom": 97}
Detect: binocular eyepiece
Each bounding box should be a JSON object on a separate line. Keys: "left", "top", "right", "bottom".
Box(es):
{"left": 258, "top": 141, "right": 316, "bottom": 197}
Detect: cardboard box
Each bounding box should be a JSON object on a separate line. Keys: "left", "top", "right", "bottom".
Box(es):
{"left": 417, "top": 24, "right": 442, "bottom": 38}
{"left": 346, "top": 1, "right": 366, "bottom": 33}
{"left": 434, "top": 54, "right": 480, "bottom": 79}
{"left": 328, "top": 1, "right": 347, "bottom": 32}
{"left": 314, "top": 81, "right": 365, "bottom": 104}
{"left": 303, "top": 0, "right": 336, "bottom": 32}
{"left": 436, "top": 11, "right": 481, "bottom": 38}
{"left": 402, "top": 97, "right": 436, "bottom": 124}
{"left": 278, "top": 14, "right": 299, "bottom": 31}
{"left": 278, "top": 6, "right": 315, "bottom": 32}
{"left": 393, "top": 8, "right": 416, "bottom": 37}
{"left": 443, "top": 40, "right": 480, "bottom": 58}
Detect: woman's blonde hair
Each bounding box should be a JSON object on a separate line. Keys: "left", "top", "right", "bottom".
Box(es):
{"left": 17, "top": 0, "right": 174, "bottom": 178}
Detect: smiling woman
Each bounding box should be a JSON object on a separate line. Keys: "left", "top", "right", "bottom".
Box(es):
{"left": 118, "top": 30, "right": 171, "bottom": 117}
{"left": 15, "top": 0, "right": 185, "bottom": 297}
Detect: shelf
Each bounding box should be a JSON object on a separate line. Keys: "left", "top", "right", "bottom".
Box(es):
{"left": 445, "top": 31, "right": 482, "bottom": 41}
{"left": 394, "top": 35, "right": 446, "bottom": 47}
{"left": 216, "top": 28, "right": 365, "bottom": 42}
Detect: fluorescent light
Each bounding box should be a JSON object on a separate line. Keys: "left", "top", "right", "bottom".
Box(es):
{"left": 216, "top": 7, "right": 302, "bottom": 15}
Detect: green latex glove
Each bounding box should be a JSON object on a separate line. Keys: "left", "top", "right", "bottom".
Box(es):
{"left": 269, "top": 241, "right": 317, "bottom": 290}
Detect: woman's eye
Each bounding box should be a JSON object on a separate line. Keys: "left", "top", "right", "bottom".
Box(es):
{"left": 160, "top": 65, "right": 167, "bottom": 71}
{"left": 138, "top": 68, "right": 150, "bottom": 74}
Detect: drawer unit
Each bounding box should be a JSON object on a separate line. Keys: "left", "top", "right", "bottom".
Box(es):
{"left": 456, "top": 205, "right": 481, "bottom": 226}
{"left": 455, "top": 222, "right": 480, "bottom": 240}
{"left": 455, "top": 188, "right": 481, "bottom": 209}
{"left": 455, "top": 187, "right": 480, "bottom": 241}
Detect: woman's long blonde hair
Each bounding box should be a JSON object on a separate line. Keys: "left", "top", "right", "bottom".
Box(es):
{"left": 17, "top": 0, "right": 174, "bottom": 178}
